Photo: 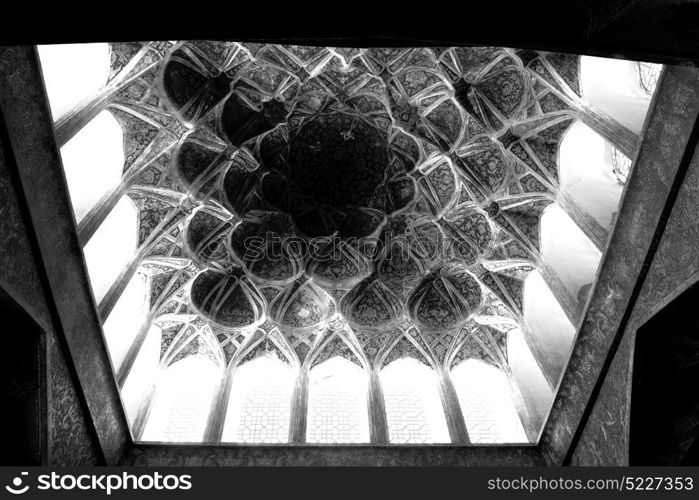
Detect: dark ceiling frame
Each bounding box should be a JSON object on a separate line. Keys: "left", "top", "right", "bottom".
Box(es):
{"left": 5, "top": 1, "right": 699, "bottom": 65}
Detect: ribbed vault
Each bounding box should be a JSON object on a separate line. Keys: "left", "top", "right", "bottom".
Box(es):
{"left": 42, "top": 41, "right": 661, "bottom": 445}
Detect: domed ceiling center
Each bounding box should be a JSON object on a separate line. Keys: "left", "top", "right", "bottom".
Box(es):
{"left": 288, "top": 113, "right": 389, "bottom": 209}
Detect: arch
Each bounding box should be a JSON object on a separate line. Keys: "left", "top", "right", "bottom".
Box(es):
{"left": 238, "top": 335, "right": 293, "bottom": 368}
{"left": 162, "top": 323, "right": 224, "bottom": 369}
{"left": 306, "top": 356, "right": 370, "bottom": 443}
{"left": 310, "top": 332, "right": 365, "bottom": 370}
{"left": 139, "top": 354, "right": 221, "bottom": 442}
{"left": 380, "top": 335, "right": 433, "bottom": 370}
{"left": 540, "top": 203, "right": 602, "bottom": 303}
{"left": 82, "top": 195, "right": 138, "bottom": 303}
{"left": 381, "top": 357, "right": 450, "bottom": 444}
{"left": 59, "top": 110, "right": 125, "bottom": 222}
{"left": 451, "top": 358, "right": 528, "bottom": 443}
{"left": 522, "top": 270, "right": 576, "bottom": 381}
{"left": 580, "top": 56, "right": 657, "bottom": 134}
{"left": 101, "top": 268, "right": 150, "bottom": 372}
{"left": 506, "top": 328, "right": 553, "bottom": 431}
{"left": 37, "top": 43, "right": 111, "bottom": 121}
{"left": 558, "top": 121, "right": 625, "bottom": 225}
{"left": 221, "top": 355, "right": 295, "bottom": 443}
{"left": 120, "top": 323, "right": 161, "bottom": 427}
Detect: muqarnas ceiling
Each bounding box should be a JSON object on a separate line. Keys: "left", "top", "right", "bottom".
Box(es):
{"left": 92, "top": 40, "right": 624, "bottom": 443}
{"left": 156, "top": 43, "right": 579, "bottom": 358}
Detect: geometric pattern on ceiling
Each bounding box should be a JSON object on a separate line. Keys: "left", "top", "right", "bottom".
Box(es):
{"left": 66, "top": 40, "right": 639, "bottom": 444}
{"left": 135, "top": 42, "right": 580, "bottom": 367}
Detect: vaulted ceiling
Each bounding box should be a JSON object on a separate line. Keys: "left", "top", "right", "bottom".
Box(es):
{"left": 52, "top": 40, "right": 647, "bottom": 444}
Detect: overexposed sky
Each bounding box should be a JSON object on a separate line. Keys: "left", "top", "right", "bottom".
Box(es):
{"left": 37, "top": 43, "right": 110, "bottom": 121}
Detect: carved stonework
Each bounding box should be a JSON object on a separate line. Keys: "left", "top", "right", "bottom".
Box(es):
{"left": 49, "top": 39, "right": 642, "bottom": 447}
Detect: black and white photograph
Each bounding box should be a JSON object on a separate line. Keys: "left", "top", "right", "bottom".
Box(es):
{"left": 1, "top": 2, "right": 698, "bottom": 497}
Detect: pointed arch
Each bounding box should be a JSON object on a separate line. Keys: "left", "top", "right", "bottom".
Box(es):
{"left": 380, "top": 334, "right": 433, "bottom": 370}
{"left": 306, "top": 356, "right": 370, "bottom": 443}
{"left": 381, "top": 357, "right": 450, "bottom": 443}
{"left": 539, "top": 203, "right": 602, "bottom": 303}
{"left": 281, "top": 325, "right": 322, "bottom": 367}
{"left": 522, "top": 270, "right": 576, "bottom": 382}
{"left": 449, "top": 329, "right": 500, "bottom": 370}
{"left": 221, "top": 355, "right": 295, "bottom": 443}
{"left": 451, "top": 358, "right": 528, "bottom": 443}
{"left": 506, "top": 328, "right": 553, "bottom": 430}
{"left": 236, "top": 327, "right": 294, "bottom": 368}
{"left": 310, "top": 331, "right": 365, "bottom": 370}
{"left": 167, "top": 331, "right": 223, "bottom": 368}
{"left": 159, "top": 319, "right": 224, "bottom": 370}
{"left": 139, "top": 353, "right": 222, "bottom": 442}
{"left": 558, "top": 120, "right": 625, "bottom": 224}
